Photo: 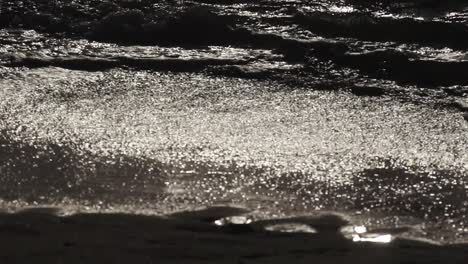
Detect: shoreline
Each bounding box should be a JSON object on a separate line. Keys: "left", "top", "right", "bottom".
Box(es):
{"left": 0, "top": 67, "right": 467, "bottom": 244}
{"left": 1, "top": 206, "right": 467, "bottom": 263}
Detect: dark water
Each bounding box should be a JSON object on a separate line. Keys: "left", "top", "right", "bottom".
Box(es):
{"left": 1, "top": 0, "right": 468, "bottom": 93}
{"left": 1, "top": 0, "right": 468, "bottom": 243}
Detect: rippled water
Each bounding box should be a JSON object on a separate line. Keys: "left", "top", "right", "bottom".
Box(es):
{"left": 0, "top": 0, "right": 468, "bottom": 243}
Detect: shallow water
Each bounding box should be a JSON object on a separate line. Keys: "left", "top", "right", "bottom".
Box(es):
{"left": 0, "top": 0, "right": 468, "bottom": 244}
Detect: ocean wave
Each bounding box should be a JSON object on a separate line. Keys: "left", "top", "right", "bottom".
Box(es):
{"left": 346, "top": 0, "right": 468, "bottom": 13}
{"left": 2, "top": 1, "right": 468, "bottom": 94}
{"left": 294, "top": 11, "right": 468, "bottom": 49}
{"left": 336, "top": 50, "right": 468, "bottom": 87}
{"left": 0, "top": 52, "right": 251, "bottom": 72}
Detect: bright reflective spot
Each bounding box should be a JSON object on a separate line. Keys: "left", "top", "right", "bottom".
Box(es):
{"left": 354, "top": 225, "right": 367, "bottom": 234}
{"left": 352, "top": 234, "right": 393, "bottom": 243}
{"left": 328, "top": 5, "right": 355, "bottom": 13}
{"left": 446, "top": 12, "right": 461, "bottom": 17}
{"left": 214, "top": 216, "right": 252, "bottom": 226}
{"left": 264, "top": 223, "right": 318, "bottom": 233}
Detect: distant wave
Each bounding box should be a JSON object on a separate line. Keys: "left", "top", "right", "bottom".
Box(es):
{"left": 294, "top": 11, "right": 468, "bottom": 49}
{"left": 1, "top": 0, "right": 468, "bottom": 97}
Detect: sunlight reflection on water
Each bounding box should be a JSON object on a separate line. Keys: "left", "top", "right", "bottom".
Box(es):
{"left": 342, "top": 225, "right": 393, "bottom": 243}
{"left": 352, "top": 233, "right": 393, "bottom": 243}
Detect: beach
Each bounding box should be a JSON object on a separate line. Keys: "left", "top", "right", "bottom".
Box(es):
{"left": 0, "top": 207, "right": 468, "bottom": 263}
{"left": 1, "top": 0, "right": 468, "bottom": 262}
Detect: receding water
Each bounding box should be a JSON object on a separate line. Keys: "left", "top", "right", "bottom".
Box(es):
{"left": 0, "top": 0, "right": 468, "bottom": 244}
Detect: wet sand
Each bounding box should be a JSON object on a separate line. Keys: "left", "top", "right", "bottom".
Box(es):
{"left": 0, "top": 207, "right": 467, "bottom": 263}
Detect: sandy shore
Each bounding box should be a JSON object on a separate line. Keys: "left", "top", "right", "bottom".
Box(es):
{"left": 0, "top": 207, "right": 467, "bottom": 263}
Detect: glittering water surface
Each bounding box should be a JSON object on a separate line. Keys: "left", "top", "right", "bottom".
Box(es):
{"left": 0, "top": 0, "right": 468, "bottom": 243}
{"left": 1, "top": 68, "right": 467, "bottom": 242}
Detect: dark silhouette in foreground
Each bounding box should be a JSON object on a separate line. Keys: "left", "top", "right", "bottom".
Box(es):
{"left": 0, "top": 206, "right": 467, "bottom": 264}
